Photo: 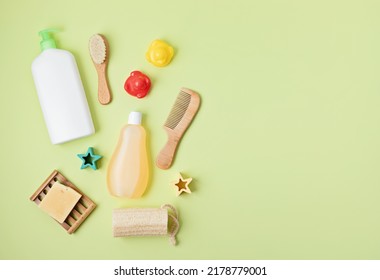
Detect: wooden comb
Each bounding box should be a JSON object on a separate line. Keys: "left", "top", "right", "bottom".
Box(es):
{"left": 156, "top": 88, "right": 200, "bottom": 169}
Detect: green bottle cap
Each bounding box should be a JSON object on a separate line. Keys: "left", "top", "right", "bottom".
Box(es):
{"left": 38, "top": 28, "right": 59, "bottom": 51}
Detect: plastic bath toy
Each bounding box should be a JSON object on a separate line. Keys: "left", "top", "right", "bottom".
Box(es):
{"left": 146, "top": 39, "right": 174, "bottom": 67}
{"left": 124, "top": 71, "right": 151, "bottom": 99}
{"left": 172, "top": 173, "right": 193, "bottom": 196}
{"left": 77, "top": 147, "right": 102, "bottom": 170}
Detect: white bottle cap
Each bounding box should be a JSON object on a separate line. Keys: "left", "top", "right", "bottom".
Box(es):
{"left": 128, "top": 111, "right": 142, "bottom": 125}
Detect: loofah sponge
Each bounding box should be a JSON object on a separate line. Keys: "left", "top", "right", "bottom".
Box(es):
{"left": 112, "top": 204, "right": 180, "bottom": 245}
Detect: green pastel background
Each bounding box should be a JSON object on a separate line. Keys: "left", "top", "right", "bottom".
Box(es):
{"left": 1, "top": 0, "right": 380, "bottom": 259}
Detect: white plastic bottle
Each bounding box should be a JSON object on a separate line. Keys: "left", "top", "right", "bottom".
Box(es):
{"left": 31, "top": 28, "right": 94, "bottom": 144}
{"left": 107, "top": 111, "right": 149, "bottom": 198}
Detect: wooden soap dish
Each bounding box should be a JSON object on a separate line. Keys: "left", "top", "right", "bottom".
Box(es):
{"left": 30, "top": 170, "right": 96, "bottom": 234}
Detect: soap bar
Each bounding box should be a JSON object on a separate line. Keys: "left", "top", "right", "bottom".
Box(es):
{"left": 38, "top": 181, "right": 82, "bottom": 223}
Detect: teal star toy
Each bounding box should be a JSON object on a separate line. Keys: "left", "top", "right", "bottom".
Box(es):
{"left": 77, "top": 147, "right": 102, "bottom": 170}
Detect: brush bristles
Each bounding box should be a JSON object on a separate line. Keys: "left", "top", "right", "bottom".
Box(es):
{"left": 164, "top": 91, "right": 191, "bottom": 130}
{"left": 89, "top": 34, "right": 106, "bottom": 64}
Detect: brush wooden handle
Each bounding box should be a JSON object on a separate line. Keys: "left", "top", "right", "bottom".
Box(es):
{"left": 95, "top": 63, "right": 111, "bottom": 105}
{"left": 156, "top": 128, "right": 180, "bottom": 170}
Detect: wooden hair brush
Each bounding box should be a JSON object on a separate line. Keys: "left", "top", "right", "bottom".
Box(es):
{"left": 156, "top": 88, "right": 201, "bottom": 170}
{"left": 89, "top": 34, "right": 112, "bottom": 105}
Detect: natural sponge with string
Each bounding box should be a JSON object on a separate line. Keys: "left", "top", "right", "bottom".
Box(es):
{"left": 112, "top": 204, "right": 180, "bottom": 245}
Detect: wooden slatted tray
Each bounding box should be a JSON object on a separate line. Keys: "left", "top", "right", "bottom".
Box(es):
{"left": 30, "top": 170, "right": 96, "bottom": 234}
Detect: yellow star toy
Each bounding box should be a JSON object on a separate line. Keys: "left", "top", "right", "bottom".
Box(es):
{"left": 172, "top": 173, "right": 193, "bottom": 196}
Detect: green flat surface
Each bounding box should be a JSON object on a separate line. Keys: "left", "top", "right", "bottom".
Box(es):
{"left": 1, "top": 0, "right": 380, "bottom": 259}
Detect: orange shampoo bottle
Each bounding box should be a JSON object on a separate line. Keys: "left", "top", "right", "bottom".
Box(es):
{"left": 107, "top": 112, "right": 149, "bottom": 198}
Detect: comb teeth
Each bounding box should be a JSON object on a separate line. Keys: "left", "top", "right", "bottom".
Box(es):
{"left": 164, "top": 91, "right": 191, "bottom": 130}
